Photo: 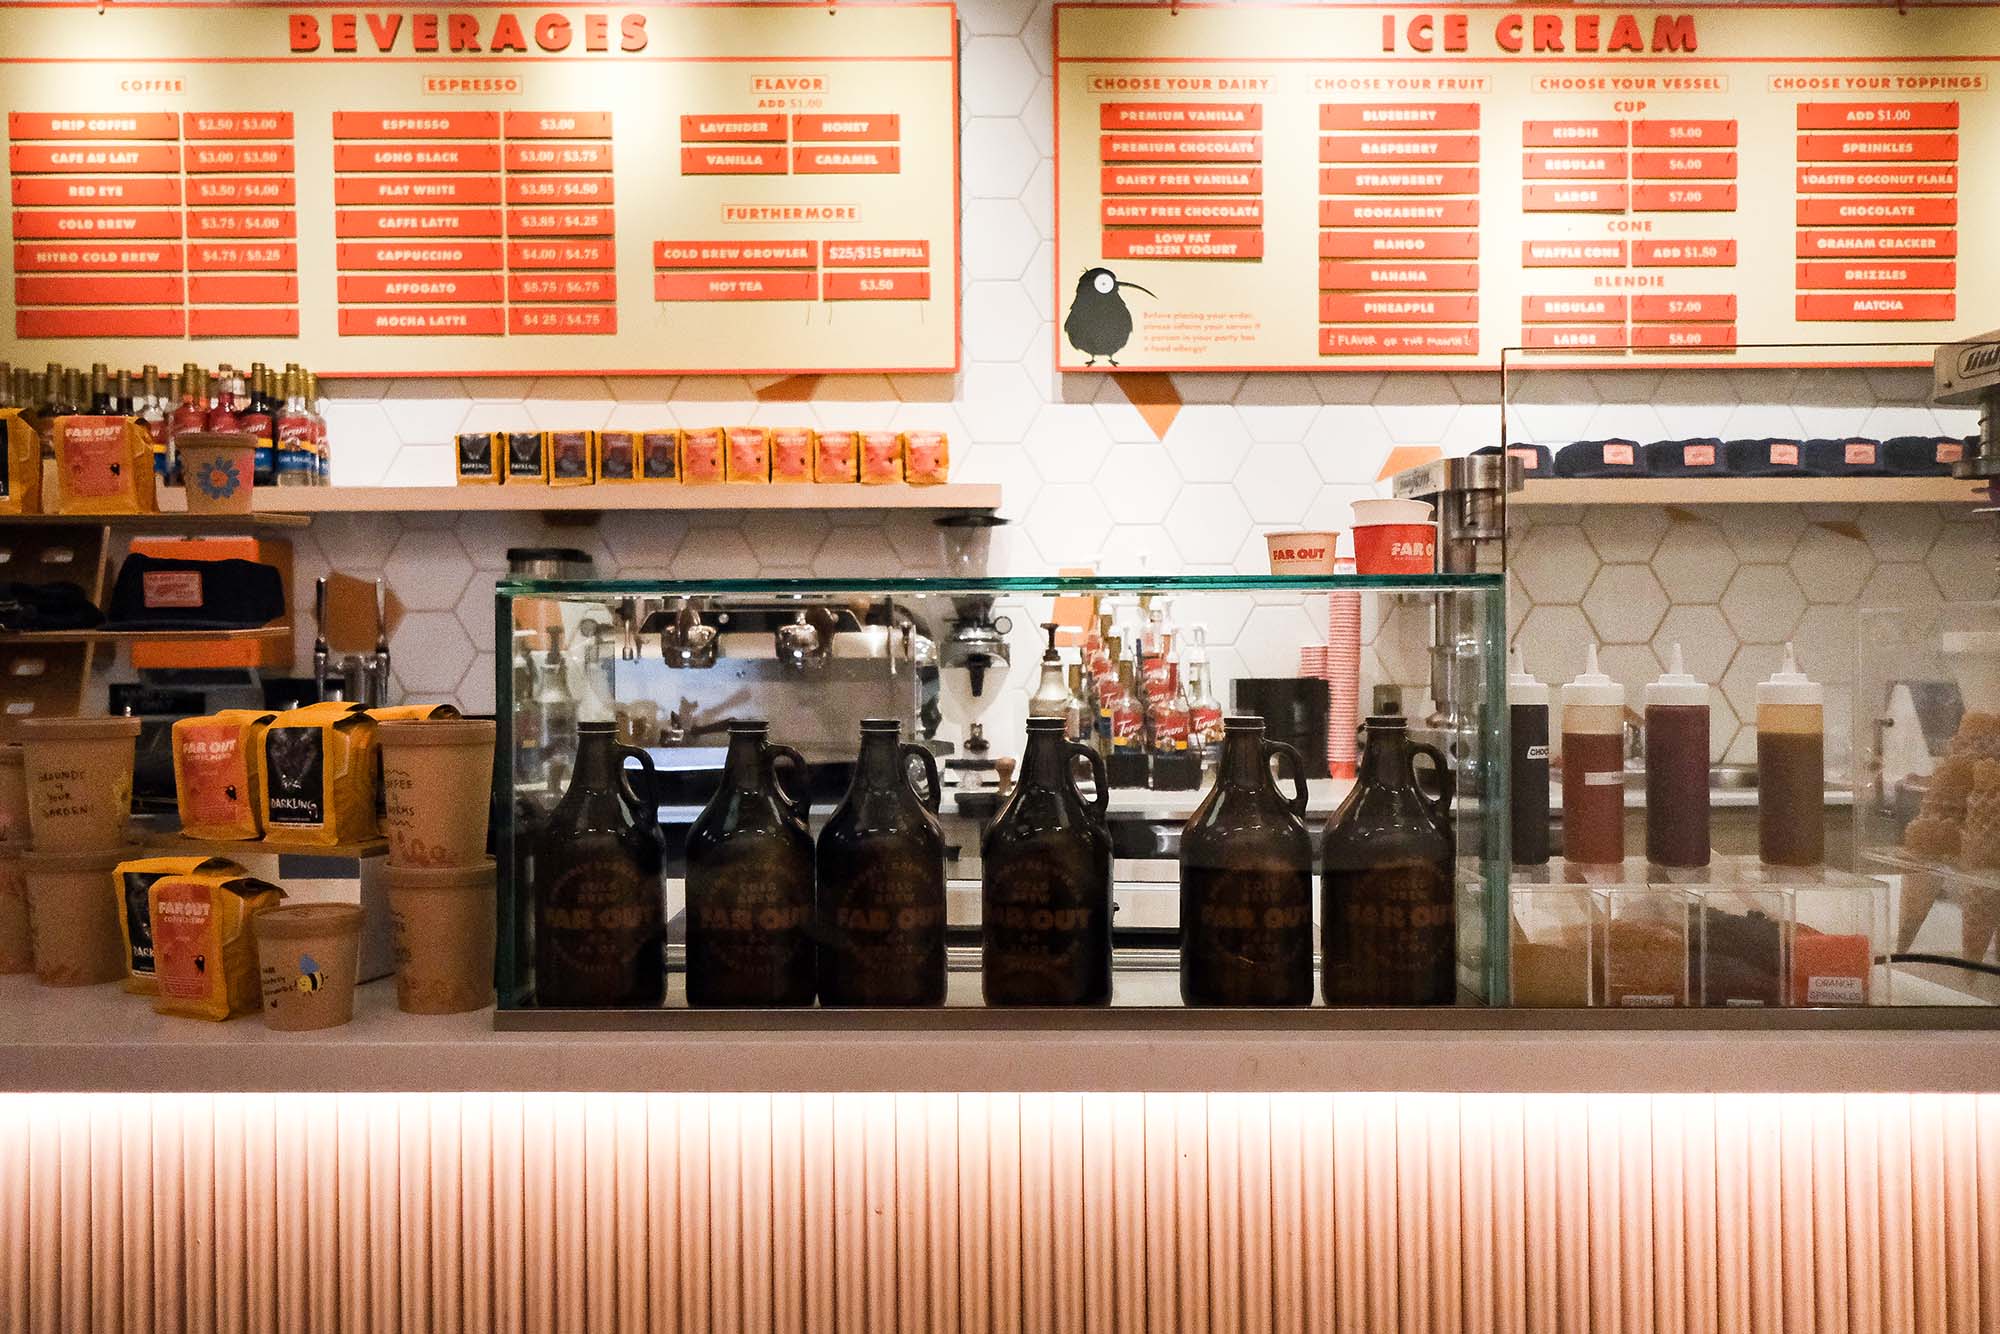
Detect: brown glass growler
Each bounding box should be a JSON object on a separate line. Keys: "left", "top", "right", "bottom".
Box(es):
{"left": 1179, "top": 716, "right": 1314, "bottom": 1006}
{"left": 982, "top": 717, "right": 1114, "bottom": 1006}
{"left": 685, "top": 720, "right": 815, "bottom": 1007}
{"left": 1321, "top": 715, "right": 1455, "bottom": 1006}
{"left": 816, "top": 719, "right": 947, "bottom": 1007}
{"left": 534, "top": 720, "right": 666, "bottom": 1007}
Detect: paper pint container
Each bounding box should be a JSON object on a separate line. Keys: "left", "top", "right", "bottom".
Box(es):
{"left": 1352, "top": 523, "right": 1437, "bottom": 575}
{"left": 0, "top": 744, "right": 26, "bottom": 846}
{"left": 255, "top": 903, "right": 365, "bottom": 1031}
{"left": 176, "top": 432, "right": 258, "bottom": 515}
{"left": 385, "top": 858, "right": 496, "bottom": 1015}
{"left": 1265, "top": 530, "right": 1340, "bottom": 575}
{"left": 17, "top": 716, "right": 141, "bottom": 849}
{"left": 0, "top": 851, "right": 31, "bottom": 973}
{"left": 377, "top": 719, "right": 497, "bottom": 868}
{"left": 20, "top": 845, "right": 136, "bottom": 986}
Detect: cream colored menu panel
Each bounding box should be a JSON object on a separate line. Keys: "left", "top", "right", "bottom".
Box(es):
{"left": 1, "top": 3, "right": 959, "bottom": 375}
{"left": 1054, "top": 3, "right": 1998, "bottom": 372}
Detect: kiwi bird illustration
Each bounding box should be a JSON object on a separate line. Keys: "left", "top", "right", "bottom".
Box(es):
{"left": 1064, "top": 268, "right": 1156, "bottom": 367}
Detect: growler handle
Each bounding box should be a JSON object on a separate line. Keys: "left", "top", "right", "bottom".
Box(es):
{"left": 769, "top": 743, "right": 811, "bottom": 819}
{"left": 1067, "top": 740, "right": 1110, "bottom": 822}
{"left": 617, "top": 743, "right": 660, "bottom": 822}
{"left": 900, "top": 742, "right": 943, "bottom": 814}
{"left": 1410, "top": 741, "right": 1453, "bottom": 826}
{"left": 1263, "top": 738, "right": 1309, "bottom": 818}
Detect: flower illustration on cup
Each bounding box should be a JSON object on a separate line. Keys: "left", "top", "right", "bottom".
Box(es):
{"left": 196, "top": 457, "right": 243, "bottom": 501}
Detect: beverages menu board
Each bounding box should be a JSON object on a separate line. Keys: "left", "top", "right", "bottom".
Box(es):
{"left": 1054, "top": 3, "right": 1999, "bottom": 372}
{"left": 0, "top": 4, "right": 958, "bottom": 375}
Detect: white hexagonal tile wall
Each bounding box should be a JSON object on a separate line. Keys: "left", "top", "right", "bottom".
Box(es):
{"left": 1649, "top": 516, "right": 1733, "bottom": 603}
{"left": 1788, "top": 525, "right": 1875, "bottom": 605}
{"left": 1652, "top": 605, "right": 1735, "bottom": 686}
{"left": 1512, "top": 523, "right": 1597, "bottom": 604}
{"left": 1595, "top": 643, "right": 1664, "bottom": 706}
{"left": 1581, "top": 504, "right": 1669, "bottom": 564}
{"left": 1859, "top": 562, "right": 1942, "bottom": 614}
{"left": 960, "top": 36, "right": 1038, "bottom": 116}
{"left": 1234, "top": 375, "right": 1321, "bottom": 443}
{"left": 454, "top": 574, "right": 501, "bottom": 647}
{"left": 962, "top": 199, "right": 1040, "bottom": 283}
{"left": 1720, "top": 643, "right": 1788, "bottom": 737}
{"left": 1518, "top": 605, "right": 1593, "bottom": 684}
{"left": 1233, "top": 443, "right": 1321, "bottom": 525}
{"left": 1026, "top": 404, "right": 1112, "bottom": 482}
{"left": 1164, "top": 485, "right": 1252, "bottom": 566}
{"left": 380, "top": 382, "right": 472, "bottom": 444}
{"left": 1715, "top": 505, "right": 1805, "bottom": 565}
{"left": 1790, "top": 604, "right": 1858, "bottom": 686}
{"left": 1098, "top": 444, "right": 1182, "bottom": 525}
{"left": 383, "top": 529, "right": 474, "bottom": 612}
{"left": 959, "top": 362, "right": 1042, "bottom": 444}
{"left": 1161, "top": 406, "right": 1254, "bottom": 484}
{"left": 1857, "top": 506, "right": 1943, "bottom": 565}
{"left": 1022, "top": 483, "right": 1115, "bottom": 566}
{"left": 1582, "top": 565, "right": 1669, "bottom": 645}
{"left": 963, "top": 281, "right": 1042, "bottom": 362}
{"left": 1303, "top": 405, "right": 1394, "bottom": 485}
{"left": 1720, "top": 566, "right": 1807, "bottom": 644}
{"left": 456, "top": 653, "right": 497, "bottom": 715}
{"left": 392, "top": 611, "right": 476, "bottom": 696}
{"left": 1370, "top": 374, "right": 1460, "bottom": 441}
{"left": 1929, "top": 523, "right": 2000, "bottom": 602}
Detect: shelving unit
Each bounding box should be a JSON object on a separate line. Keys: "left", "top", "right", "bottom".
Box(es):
{"left": 0, "top": 510, "right": 310, "bottom": 530}
{"left": 1516, "top": 477, "right": 1985, "bottom": 507}
{"left": 0, "top": 625, "right": 289, "bottom": 647}
{"left": 155, "top": 483, "right": 1004, "bottom": 515}
{"left": 147, "top": 830, "right": 387, "bottom": 861}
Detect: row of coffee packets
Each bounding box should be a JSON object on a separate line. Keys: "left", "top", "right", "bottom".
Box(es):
{"left": 457, "top": 426, "right": 950, "bottom": 487}
{"left": 171, "top": 701, "right": 458, "bottom": 848}
{"left": 0, "top": 409, "right": 159, "bottom": 516}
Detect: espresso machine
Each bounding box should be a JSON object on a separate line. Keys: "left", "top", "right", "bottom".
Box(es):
{"left": 1943, "top": 327, "right": 2000, "bottom": 552}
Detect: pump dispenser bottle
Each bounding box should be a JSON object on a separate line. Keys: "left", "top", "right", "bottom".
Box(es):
{"left": 1644, "top": 643, "right": 1711, "bottom": 869}
{"left": 1757, "top": 642, "right": 1824, "bottom": 867}
{"left": 1508, "top": 647, "right": 1551, "bottom": 866}
{"left": 1561, "top": 644, "right": 1626, "bottom": 866}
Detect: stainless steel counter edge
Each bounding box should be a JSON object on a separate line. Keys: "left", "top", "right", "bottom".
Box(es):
{"left": 6, "top": 979, "right": 1999, "bottom": 1095}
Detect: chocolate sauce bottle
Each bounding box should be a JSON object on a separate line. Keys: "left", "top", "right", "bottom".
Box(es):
{"left": 1179, "top": 716, "right": 1313, "bottom": 1006}
{"left": 816, "top": 720, "right": 947, "bottom": 1007}
{"left": 1321, "top": 716, "right": 1456, "bottom": 1006}
{"left": 685, "top": 720, "right": 815, "bottom": 1007}
{"left": 982, "top": 717, "right": 1114, "bottom": 1006}
{"left": 534, "top": 721, "right": 666, "bottom": 1008}
{"left": 1643, "top": 643, "right": 1711, "bottom": 869}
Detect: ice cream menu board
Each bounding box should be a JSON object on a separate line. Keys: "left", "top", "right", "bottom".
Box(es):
{"left": 0, "top": 3, "right": 958, "bottom": 375}
{"left": 1054, "top": 3, "right": 1998, "bottom": 372}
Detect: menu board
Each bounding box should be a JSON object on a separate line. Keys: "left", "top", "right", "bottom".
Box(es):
{"left": 0, "top": 3, "right": 958, "bottom": 375}
{"left": 1054, "top": 3, "right": 1998, "bottom": 372}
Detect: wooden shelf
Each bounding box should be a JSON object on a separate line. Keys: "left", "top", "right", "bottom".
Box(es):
{"left": 1516, "top": 477, "right": 1987, "bottom": 507}
{"left": 146, "top": 830, "right": 388, "bottom": 860}
{"left": 214, "top": 483, "right": 1002, "bottom": 514}
{"left": 0, "top": 624, "right": 290, "bottom": 646}
{"left": 0, "top": 510, "right": 310, "bottom": 529}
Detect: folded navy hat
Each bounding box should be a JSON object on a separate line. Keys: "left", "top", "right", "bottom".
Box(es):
{"left": 1474, "top": 442, "right": 1555, "bottom": 477}
{"left": 1881, "top": 435, "right": 1962, "bottom": 476}
{"left": 1803, "top": 437, "right": 1889, "bottom": 476}
{"left": 1554, "top": 438, "right": 1645, "bottom": 478}
{"left": 1643, "top": 438, "right": 1728, "bottom": 477}
{"left": 1723, "top": 438, "right": 1812, "bottom": 477}
{"left": 102, "top": 552, "right": 285, "bottom": 631}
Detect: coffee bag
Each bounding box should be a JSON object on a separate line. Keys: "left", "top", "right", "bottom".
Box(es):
{"left": 173, "top": 710, "right": 277, "bottom": 841}
{"left": 258, "top": 702, "right": 379, "bottom": 846}
{"left": 146, "top": 861, "right": 283, "bottom": 1021}
{"left": 55, "top": 415, "right": 157, "bottom": 515}
{"left": 0, "top": 408, "right": 42, "bottom": 515}
{"left": 112, "top": 854, "right": 248, "bottom": 995}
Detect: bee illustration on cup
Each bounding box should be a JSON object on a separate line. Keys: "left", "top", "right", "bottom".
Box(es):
{"left": 294, "top": 952, "right": 326, "bottom": 994}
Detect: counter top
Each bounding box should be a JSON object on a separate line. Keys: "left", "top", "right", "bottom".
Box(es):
{"left": 6, "top": 975, "right": 1997, "bottom": 1096}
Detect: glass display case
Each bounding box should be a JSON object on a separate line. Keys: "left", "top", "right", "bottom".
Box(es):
{"left": 492, "top": 572, "right": 1508, "bottom": 1023}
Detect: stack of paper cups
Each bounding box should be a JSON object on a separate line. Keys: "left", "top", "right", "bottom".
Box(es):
{"left": 1329, "top": 557, "right": 1361, "bottom": 779}
{"left": 1296, "top": 643, "right": 1340, "bottom": 779}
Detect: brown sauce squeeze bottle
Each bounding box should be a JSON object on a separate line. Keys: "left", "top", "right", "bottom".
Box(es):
{"left": 1757, "top": 642, "right": 1824, "bottom": 867}
{"left": 1560, "top": 644, "right": 1626, "bottom": 867}
{"left": 1644, "top": 643, "right": 1711, "bottom": 869}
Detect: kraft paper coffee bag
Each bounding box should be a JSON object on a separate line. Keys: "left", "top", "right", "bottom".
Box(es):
{"left": 859, "top": 430, "right": 903, "bottom": 484}
{"left": 814, "top": 430, "right": 859, "bottom": 483}
{"left": 725, "top": 426, "right": 770, "bottom": 482}
{"left": 147, "top": 862, "right": 283, "bottom": 1021}
{"left": 681, "top": 428, "right": 724, "bottom": 484}
{"left": 771, "top": 428, "right": 814, "bottom": 483}
{"left": 55, "top": 415, "right": 157, "bottom": 515}
{"left": 173, "top": 710, "right": 276, "bottom": 841}
{"left": 904, "top": 430, "right": 950, "bottom": 485}
{"left": 113, "top": 854, "right": 248, "bottom": 995}
{"left": 258, "top": 702, "right": 379, "bottom": 846}
{"left": 0, "top": 408, "right": 42, "bottom": 515}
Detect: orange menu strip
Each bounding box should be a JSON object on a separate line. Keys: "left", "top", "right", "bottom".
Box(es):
{"left": 1521, "top": 239, "right": 1626, "bottom": 267}
{"left": 333, "top": 143, "right": 501, "bottom": 173}
{"left": 1632, "top": 183, "right": 1737, "bottom": 212}
{"left": 1796, "top": 229, "right": 1956, "bottom": 258}
{"left": 681, "top": 145, "right": 787, "bottom": 175}
{"left": 1796, "top": 166, "right": 1956, "bottom": 193}
{"left": 337, "top": 307, "right": 505, "bottom": 336}
{"left": 509, "top": 273, "right": 617, "bottom": 301}
{"left": 1797, "top": 102, "right": 1959, "bottom": 131}
{"left": 1103, "top": 229, "right": 1264, "bottom": 259}
{"left": 185, "top": 144, "right": 294, "bottom": 174}
{"left": 338, "top": 273, "right": 506, "bottom": 304}
{"left": 187, "top": 211, "right": 297, "bottom": 239}
{"left": 824, "top": 271, "right": 930, "bottom": 300}
{"left": 1319, "top": 135, "right": 1478, "bottom": 164}
{"left": 335, "top": 209, "right": 502, "bottom": 239}
{"left": 333, "top": 112, "right": 499, "bottom": 140}
{"left": 336, "top": 241, "right": 503, "bottom": 270}
{"left": 17, "top": 308, "right": 185, "bottom": 337}
{"left": 1633, "top": 239, "right": 1737, "bottom": 266}
{"left": 503, "top": 112, "right": 612, "bottom": 139}
{"left": 189, "top": 243, "right": 296, "bottom": 271}
{"left": 1632, "top": 293, "right": 1736, "bottom": 321}
{"left": 1320, "top": 293, "right": 1476, "bottom": 323}
{"left": 1631, "top": 152, "right": 1738, "bottom": 180}
{"left": 1797, "top": 292, "right": 1954, "bottom": 321}
{"left": 1103, "top": 167, "right": 1263, "bottom": 194}
{"left": 335, "top": 175, "right": 502, "bottom": 206}
{"left": 1796, "top": 197, "right": 1957, "bottom": 226}
{"left": 1319, "top": 260, "right": 1479, "bottom": 291}
{"left": 792, "top": 147, "right": 902, "bottom": 174}
{"left": 506, "top": 142, "right": 613, "bottom": 172}
{"left": 184, "top": 112, "right": 293, "bottom": 141}
{"left": 1319, "top": 166, "right": 1479, "bottom": 195}
{"left": 14, "top": 241, "right": 182, "bottom": 272}
{"left": 1320, "top": 104, "right": 1479, "bottom": 132}
{"left": 1796, "top": 259, "right": 1955, "bottom": 289}
{"left": 12, "top": 176, "right": 181, "bottom": 207}
{"left": 1795, "top": 133, "right": 1957, "bottom": 162}
{"left": 507, "top": 239, "right": 614, "bottom": 269}
{"left": 824, "top": 241, "right": 930, "bottom": 267}
{"left": 1521, "top": 152, "right": 1627, "bottom": 180}
{"left": 1522, "top": 120, "right": 1628, "bottom": 148}
{"left": 1103, "top": 135, "right": 1262, "bottom": 163}
{"left": 16, "top": 274, "right": 184, "bottom": 305}
{"left": 655, "top": 272, "right": 818, "bottom": 301}
{"left": 1630, "top": 324, "right": 1736, "bottom": 348}
{"left": 1521, "top": 183, "right": 1628, "bottom": 212}
{"left": 1320, "top": 327, "right": 1477, "bottom": 355}
{"left": 1632, "top": 120, "right": 1738, "bottom": 148}
{"left": 507, "top": 208, "right": 614, "bottom": 236}
{"left": 1522, "top": 294, "right": 1626, "bottom": 322}
{"left": 189, "top": 308, "right": 299, "bottom": 337}
{"left": 506, "top": 175, "right": 613, "bottom": 204}
{"left": 10, "top": 144, "right": 179, "bottom": 174}
{"left": 13, "top": 210, "right": 182, "bottom": 239}
{"left": 509, "top": 306, "right": 617, "bottom": 334}
{"left": 1323, "top": 231, "right": 1479, "bottom": 260}
{"left": 1523, "top": 327, "right": 1625, "bottom": 349}
{"left": 1109, "top": 199, "right": 1265, "bottom": 226}
{"left": 7, "top": 112, "right": 178, "bottom": 141}
{"left": 793, "top": 115, "right": 902, "bottom": 141}
{"left": 1105, "top": 104, "right": 1263, "bottom": 132}
{"left": 186, "top": 274, "right": 297, "bottom": 304}
{"left": 680, "top": 115, "right": 788, "bottom": 143}
{"left": 654, "top": 240, "right": 817, "bottom": 268}
{"left": 1317, "top": 199, "right": 1476, "bottom": 228}
{"left": 187, "top": 177, "right": 296, "bottom": 206}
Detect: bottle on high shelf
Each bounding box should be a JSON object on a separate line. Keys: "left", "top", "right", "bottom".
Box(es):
{"left": 239, "top": 366, "right": 276, "bottom": 490}
{"left": 276, "top": 368, "right": 317, "bottom": 489}
{"left": 1064, "top": 664, "right": 1093, "bottom": 745}
{"left": 0, "top": 364, "right": 11, "bottom": 411}
{"left": 36, "top": 367, "right": 67, "bottom": 453}
{"left": 304, "top": 369, "right": 329, "bottom": 485}
{"left": 206, "top": 366, "right": 242, "bottom": 438}
{"left": 137, "top": 367, "right": 167, "bottom": 446}
{"left": 1182, "top": 626, "right": 1225, "bottom": 772}
{"left": 1107, "top": 655, "right": 1148, "bottom": 788}
{"left": 169, "top": 366, "right": 205, "bottom": 440}
{"left": 88, "top": 364, "right": 112, "bottom": 414}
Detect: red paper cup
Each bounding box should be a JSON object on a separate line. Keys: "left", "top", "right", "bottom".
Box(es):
{"left": 1352, "top": 523, "right": 1436, "bottom": 575}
